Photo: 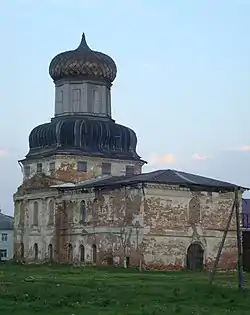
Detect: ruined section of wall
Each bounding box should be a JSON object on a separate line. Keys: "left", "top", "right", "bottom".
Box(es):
{"left": 141, "top": 185, "right": 239, "bottom": 270}
{"left": 141, "top": 231, "right": 237, "bottom": 271}
{"left": 13, "top": 185, "right": 144, "bottom": 266}
{"left": 143, "top": 186, "right": 189, "bottom": 233}
{"left": 46, "top": 187, "right": 145, "bottom": 266}
{"left": 205, "top": 232, "right": 237, "bottom": 270}
{"left": 143, "top": 186, "right": 237, "bottom": 233}
{"left": 13, "top": 182, "right": 59, "bottom": 262}
{"left": 202, "top": 192, "right": 237, "bottom": 231}
{"left": 13, "top": 181, "right": 241, "bottom": 271}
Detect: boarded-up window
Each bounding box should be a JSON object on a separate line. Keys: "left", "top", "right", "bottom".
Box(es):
{"left": 126, "top": 166, "right": 134, "bottom": 176}
{"left": 24, "top": 165, "right": 31, "bottom": 177}
{"left": 49, "top": 162, "right": 55, "bottom": 172}
{"left": 80, "top": 245, "right": 85, "bottom": 262}
{"left": 33, "top": 202, "right": 39, "bottom": 226}
{"left": 37, "top": 163, "right": 42, "bottom": 173}
{"left": 48, "top": 200, "right": 54, "bottom": 226}
{"left": 188, "top": 198, "right": 201, "bottom": 224}
{"left": 77, "top": 161, "right": 87, "bottom": 172}
{"left": 34, "top": 243, "right": 38, "bottom": 260}
{"left": 102, "top": 162, "right": 111, "bottom": 175}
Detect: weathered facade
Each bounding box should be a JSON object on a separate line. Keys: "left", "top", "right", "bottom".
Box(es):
{"left": 13, "top": 33, "right": 245, "bottom": 270}
{"left": 13, "top": 168, "right": 243, "bottom": 270}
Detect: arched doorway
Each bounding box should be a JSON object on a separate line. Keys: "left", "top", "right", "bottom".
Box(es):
{"left": 92, "top": 244, "right": 97, "bottom": 264}
{"left": 48, "top": 244, "right": 53, "bottom": 260}
{"left": 68, "top": 244, "right": 73, "bottom": 262}
{"left": 34, "top": 243, "right": 38, "bottom": 260}
{"left": 20, "top": 243, "right": 24, "bottom": 259}
{"left": 79, "top": 245, "right": 85, "bottom": 262}
{"left": 186, "top": 243, "right": 204, "bottom": 271}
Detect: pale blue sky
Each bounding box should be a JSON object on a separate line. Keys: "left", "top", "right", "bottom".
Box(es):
{"left": 0, "top": 0, "right": 250, "bottom": 214}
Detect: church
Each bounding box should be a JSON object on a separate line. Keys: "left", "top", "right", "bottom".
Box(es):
{"left": 13, "top": 33, "right": 245, "bottom": 270}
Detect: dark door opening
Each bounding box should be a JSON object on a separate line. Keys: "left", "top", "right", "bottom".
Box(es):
{"left": 80, "top": 245, "right": 85, "bottom": 262}
{"left": 186, "top": 243, "right": 204, "bottom": 271}
{"left": 92, "top": 244, "right": 97, "bottom": 264}
{"left": 48, "top": 244, "right": 53, "bottom": 260}
{"left": 126, "top": 256, "right": 130, "bottom": 267}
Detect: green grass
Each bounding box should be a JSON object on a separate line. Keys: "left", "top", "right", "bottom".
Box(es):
{"left": 0, "top": 264, "right": 249, "bottom": 314}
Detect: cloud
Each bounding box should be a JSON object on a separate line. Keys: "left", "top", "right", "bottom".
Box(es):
{"left": 149, "top": 153, "right": 177, "bottom": 165}
{"left": 0, "top": 150, "right": 8, "bottom": 157}
{"left": 227, "top": 145, "right": 250, "bottom": 152}
{"left": 192, "top": 154, "right": 209, "bottom": 160}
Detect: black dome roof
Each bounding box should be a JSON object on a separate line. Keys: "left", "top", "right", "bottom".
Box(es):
{"left": 49, "top": 33, "right": 117, "bottom": 83}
{"left": 27, "top": 117, "right": 141, "bottom": 161}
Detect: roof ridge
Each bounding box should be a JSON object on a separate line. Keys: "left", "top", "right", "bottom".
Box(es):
{"left": 173, "top": 170, "right": 197, "bottom": 184}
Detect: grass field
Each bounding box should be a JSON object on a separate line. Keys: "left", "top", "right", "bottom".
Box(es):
{"left": 0, "top": 264, "right": 249, "bottom": 314}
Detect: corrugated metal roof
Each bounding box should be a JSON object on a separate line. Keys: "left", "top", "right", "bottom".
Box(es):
{"left": 59, "top": 169, "right": 247, "bottom": 192}
{"left": 76, "top": 175, "right": 114, "bottom": 187}
{"left": 0, "top": 213, "right": 14, "bottom": 230}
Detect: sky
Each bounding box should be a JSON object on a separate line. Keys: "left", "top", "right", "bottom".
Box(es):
{"left": 0, "top": 0, "right": 250, "bottom": 215}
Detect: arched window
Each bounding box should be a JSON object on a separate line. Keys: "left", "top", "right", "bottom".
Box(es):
{"left": 67, "top": 201, "right": 73, "bottom": 223}
{"left": 188, "top": 198, "right": 201, "bottom": 224}
{"left": 20, "top": 243, "right": 24, "bottom": 258}
{"left": 34, "top": 243, "right": 38, "bottom": 260}
{"left": 92, "top": 198, "right": 98, "bottom": 219}
{"left": 48, "top": 200, "right": 54, "bottom": 226}
{"left": 19, "top": 203, "right": 25, "bottom": 226}
{"left": 33, "top": 202, "right": 39, "bottom": 226}
{"left": 60, "top": 121, "right": 75, "bottom": 146}
{"left": 80, "top": 200, "right": 86, "bottom": 223}
{"left": 48, "top": 244, "right": 53, "bottom": 260}
{"left": 79, "top": 245, "right": 85, "bottom": 262}
{"left": 68, "top": 244, "right": 73, "bottom": 262}
{"left": 92, "top": 244, "right": 97, "bottom": 264}
{"left": 108, "top": 197, "right": 114, "bottom": 220}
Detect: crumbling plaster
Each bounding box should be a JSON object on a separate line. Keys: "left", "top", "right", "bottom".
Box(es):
{"left": 21, "top": 155, "right": 143, "bottom": 181}
{"left": 14, "top": 175, "right": 240, "bottom": 270}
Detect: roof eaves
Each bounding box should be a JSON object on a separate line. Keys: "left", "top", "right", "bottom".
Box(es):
{"left": 92, "top": 178, "right": 249, "bottom": 193}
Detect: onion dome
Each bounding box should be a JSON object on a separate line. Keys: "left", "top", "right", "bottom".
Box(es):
{"left": 27, "top": 117, "right": 141, "bottom": 161}
{"left": 49, "top": 33, "right": 117, "bottom": 83}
